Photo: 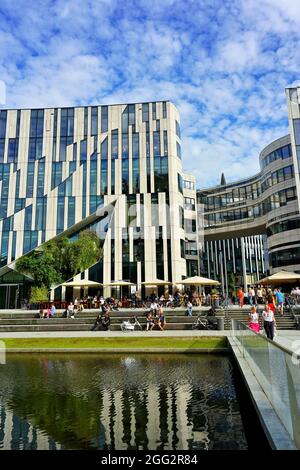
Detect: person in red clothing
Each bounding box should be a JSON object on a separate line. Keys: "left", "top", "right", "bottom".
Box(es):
{"left": 238, "top": 288, "right": 244, "bottom": 308}
{"left": 266, "top": 289, "right": 275, "bottom": 313}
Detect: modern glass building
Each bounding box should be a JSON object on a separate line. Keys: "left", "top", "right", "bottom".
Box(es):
{"left": 1, "top": 87, "right": 300, "bottom": 307}
{"left": 198, "top": 86, "right": 300, "bottom": 291}
{"left": 0, "top": 101, "right": 199, "bottom": 306}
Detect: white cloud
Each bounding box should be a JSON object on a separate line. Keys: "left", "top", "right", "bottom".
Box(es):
{"left": 0, "top": 0, "right": 299, "bottom": 186}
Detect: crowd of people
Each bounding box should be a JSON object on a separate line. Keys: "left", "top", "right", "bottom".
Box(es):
{"left": 248, "top": 305, "right": 276, "bottom": 340}
{"left": 36, "top": 284, "right": 300, "bottom": 339}
{"left": 245, "top": 286, "right": 300, "bottom": 339}
{"left": 237, "top": 286, "right": 285, "bottom": 313}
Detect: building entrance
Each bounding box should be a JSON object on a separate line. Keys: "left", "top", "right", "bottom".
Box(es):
{"left": 0, "top": 284, "right": 19, "bottom": 309}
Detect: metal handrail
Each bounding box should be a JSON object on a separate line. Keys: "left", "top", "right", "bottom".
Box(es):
{"left": 233, "top": 319, "right": 300, "bottom": 359}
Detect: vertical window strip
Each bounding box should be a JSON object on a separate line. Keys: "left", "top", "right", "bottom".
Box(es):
{"left": 68, "top": 196, "right": 75, "bottom": 227}
{"left": 91, "top": 107, "right": 98, "bottom": 136}
{"left": 82, "top": 163, "right": 87, "bottom": 218}
{"left": 0, "top": 110, "right": 7, "bottom": 139}
{"left": 101, "top": 106, "right": 108, "bottom": 133}
{"left": 162, "top": 102, "right": 167, "bottom": 118}
{"left": 56, "top": 197, "right": 65, "bottom": 234}
{"left": 163, "top": 130, "right": 168, "bottom": 156}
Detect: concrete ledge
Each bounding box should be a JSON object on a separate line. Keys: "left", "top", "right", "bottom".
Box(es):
{"left": 228, "top": 337, "right": 297, "bottom": 450}
{"left": 4, "top": 347, "right": 230, "bottom": 354}
{"left": 0, "top": 330, "right": 229, "bottom": 338}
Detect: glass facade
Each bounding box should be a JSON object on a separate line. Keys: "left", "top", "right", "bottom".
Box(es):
{"left": 260, "top": 143, "right": 292, "bottom": 169}
{"left": 199, "top": 132, "right": 300, "bottom": 278}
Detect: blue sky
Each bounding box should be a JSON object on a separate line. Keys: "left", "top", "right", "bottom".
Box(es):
{"left": 1, "top": 0, "right": 300, "bottom": 186}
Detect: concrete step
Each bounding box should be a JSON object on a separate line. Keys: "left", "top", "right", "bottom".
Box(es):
{"left": 0, "top": 308, "right": 207, "bottom": 319}
{"left": 0, "top": 315, "right": 198, "bottom": 325}
{"left": 0, "top": 323, "right": 195, "bottom": 332}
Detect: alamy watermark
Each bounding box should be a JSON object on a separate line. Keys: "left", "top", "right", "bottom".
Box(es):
{"left": 291, "top": 340, "right": 300, "bottom": 365}
{"left": 0, "top": 341, "right": 6, "bottom": 365}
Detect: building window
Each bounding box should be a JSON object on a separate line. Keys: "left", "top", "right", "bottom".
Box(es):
{"left": 8, "top": 138, "right": 18, "bottom": 163}
{"left": 153, "top": 131, "right": 160, "bottom": 157}
{"left": 178, "top": 174, "right": 183, "bottom": 194}
{"left": 184, "top": 197, "right": 195, "bottom": 210}
{"left": 122, "top": 159, "right": 129, "bottom": 194}
{"left": 56, "top": 197, "right": 65, "bottom": 233}
{"left": 30, "top": 109, "right": 44, "bottom": 137}
{"left": 51, "top": 162, "right": 62, "bottom": 190}
{"left": 162, "top": 102, "right": 167, "bottom": 118}
{"left": 176, "top": 141, "right": 181, "bottom": 159}
{"left": 91, "top": 107, "right": 98, "bottom": 136}
{"left": 68, "top": 197, "right": 75, "bottom": 227}
{"left": 152, "top": 103, "right": 156, "bottom": 120}
{"left": 84, "top": 107, "right": 88, "bottom": 137}
{"left": 0, "top": 110, "right": 7, "bottom": 139}
{"left": 101, "top": 106, "right": 108, "bottom": 133}
{"left": 154, "top": 156, "right": 168, "bottom": 192}
{"left": 0, "top": 138, "right": 5, "bottom": 163}
{"left": 179, "top": 206, "right": 184, "bottom": 229}
{"left": 35, "top": 197, "right": 46, "bottom": 230}
{"left": 185, "top": 241, "right": 198, "bottom": 256}
{"left": 163, "top": 130, "right": 168, "bottom": 156}
{"left": 185, "top": 219, "right": 196, "bottom": 233}
{"left": 60, "top": 108, "right": 74, "bottom": 137}
{"left": 142, "top": 103, "right": 149, "bottom": 122}
{"left": 90, "top": 160, "right": 97, "bottom": 195}
{"left": 37, "top": 160, "right": 45, "bottom": 196}
{"left": 132, "top": 132, "right": 139, "bottom": 159}
{"left": 80, "top": 139, "right": 87, "bottom": 161}
{"left": 100, "top": 160, "right": 108, "bottom": 195}
{"left": 122, "top": 134, "right": 128, "bottom": 159}
{"left": 111, "top": 130, "right": 118, "bottom": 159}
{"left": 183, "top": 180, "right": 195, "bottom": 190}
{"left": 180, "top": 239, "right": 185, "bottom": 258}
{"left": 101, "top": 137, "right": 108, "bottom": 160}
{"left": 129, "top": 104, "right": 135, "bottom": 125}
{"left": 26, "top": 163, "right": 35, "bottom": 197}
{"left": 175, "top": 120, "right": 181, "bottom": 139}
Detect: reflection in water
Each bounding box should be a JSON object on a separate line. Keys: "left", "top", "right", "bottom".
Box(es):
{"left": 0, "top": 354, "right": 248, "bottom": 450}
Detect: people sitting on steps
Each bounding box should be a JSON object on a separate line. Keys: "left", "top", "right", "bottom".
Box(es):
{"left": 91, "top": 311, "right": 111, "bottom": 331}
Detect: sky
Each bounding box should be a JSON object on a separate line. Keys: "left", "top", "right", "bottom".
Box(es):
{"left": 1, "top": 0, "right": 300, "bottom": 187}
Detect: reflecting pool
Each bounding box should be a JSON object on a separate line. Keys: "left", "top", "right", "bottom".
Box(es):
{"left": 0, "top": 354, "right": 262, "bottom": 450}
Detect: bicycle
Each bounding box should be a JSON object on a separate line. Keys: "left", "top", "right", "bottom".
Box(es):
{"left": 192, "top": 314, "right": 218, "bottom": 330}
{"left": 121, "top": 316, "right": 143, "bottom": 331}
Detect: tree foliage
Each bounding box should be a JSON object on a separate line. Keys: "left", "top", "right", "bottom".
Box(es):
{"left": 16, "top": 231, "right": 103, "bottom": 288}
{"left": 30, "top": 285, "right": 49, "bottom": 303}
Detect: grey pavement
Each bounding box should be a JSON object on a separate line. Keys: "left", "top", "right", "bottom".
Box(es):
{"left": 274, "top": 330, "right": 300, "bottom": 353}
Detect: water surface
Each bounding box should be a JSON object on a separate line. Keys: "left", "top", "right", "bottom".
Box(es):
{"left": 0, "top": 354, "right": 249, "bottom": 450}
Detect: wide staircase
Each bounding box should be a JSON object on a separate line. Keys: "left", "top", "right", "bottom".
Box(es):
{"left": 0, "top": 306, "right": 297, "bottom": 332}
{"left": 223, "top": 306, "right": 298, "bottom": 330}
{"left": 0, "top": 308, "right": 208, "bottom": 332}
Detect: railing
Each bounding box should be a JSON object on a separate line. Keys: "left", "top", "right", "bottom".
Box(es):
{"left": 232, "top": 319, "right": 300, "bottom": 449}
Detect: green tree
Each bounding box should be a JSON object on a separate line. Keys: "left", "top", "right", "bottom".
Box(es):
{"left": 69, "top": 231, "right": 102, "bottom": 274}
{"left": 16, "top": 231, "right": 102, "bottom": 288}
{"left": 16, "top": 250, "right": 62, "bottom": 288}
{"left": 30, "top": 285, "right": 49, "bottom": 303}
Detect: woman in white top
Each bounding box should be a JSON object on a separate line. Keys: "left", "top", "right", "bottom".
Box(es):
{"left": 262, "top": 304, "right": 276, "bottom": 340}
{"left": 248, "top": 306, "right": 260, "bottom": 333}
